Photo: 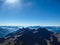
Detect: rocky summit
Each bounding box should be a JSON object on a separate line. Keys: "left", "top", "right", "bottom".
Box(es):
{"left": 0, "top": 27, "right": 60, "bottom": 45}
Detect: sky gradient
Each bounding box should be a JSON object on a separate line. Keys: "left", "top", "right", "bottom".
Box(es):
{"left": 0, "top": 0, "right": 60, "bottom": 26}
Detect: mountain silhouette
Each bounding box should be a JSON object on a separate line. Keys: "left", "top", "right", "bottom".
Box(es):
{"left": 14, "top": 28, "right": 59, "bottom": 45}
{"left": 0, "top": 27, "right": 60, "bottom": 45}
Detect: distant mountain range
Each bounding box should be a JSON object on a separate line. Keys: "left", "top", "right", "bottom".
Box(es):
{"left": 27, "top": 26, "right": 60, "bottom": 33}
{"left": 0, "top": 26, "right": 60, "bottom": 38}
{"left": 0, "top": 26, "right": 20, "bottom": 38}
{"left": 0, "top": 26, "right": 60, "bottom": 45}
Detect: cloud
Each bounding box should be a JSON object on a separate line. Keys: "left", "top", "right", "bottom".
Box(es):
{"left": 1, "top": 0, "right": 21, "bottom": 10}
{"left": 23, "top": 2, "right": 33, "bottom": 8}
{"left": 0, "top": 0, "right": 33, "bottom": 10}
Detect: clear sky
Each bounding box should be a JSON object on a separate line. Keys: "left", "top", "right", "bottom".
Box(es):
{"left": 0, "top": 0, "right": 60, "bottom": 26}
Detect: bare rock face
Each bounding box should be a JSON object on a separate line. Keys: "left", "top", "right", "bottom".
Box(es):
{"left": 0, "top": 28, "right": 60, "bottom": 45}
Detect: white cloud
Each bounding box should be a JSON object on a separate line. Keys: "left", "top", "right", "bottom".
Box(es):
{"left": 22, "top": 2, "right": 33, "bottom": 8}
{"left": 3, "top": 0, "right": 21, "bottom": 10}
{"left": 5, "top": 0, "right": 18, "bottom": 4}
{"left": 25, "top": 2, "right": 32, "bottom": 6}
{"left": 1, "top": 0, "right": 33, "bottom": 11}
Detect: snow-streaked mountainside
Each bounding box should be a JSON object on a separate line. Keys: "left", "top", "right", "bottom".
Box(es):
{"left": 0, "top": 27, "right": 60, "bottom": 45}
{"left": 0, "top": 26, "right": 60, "bottom": 45}
{"left": 0, "top": 26, "right": 60, "bottom": 38}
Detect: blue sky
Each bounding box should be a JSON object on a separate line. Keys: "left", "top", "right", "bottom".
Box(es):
{"left": 0, "top": 0, "right": 60, "bottom": 26}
